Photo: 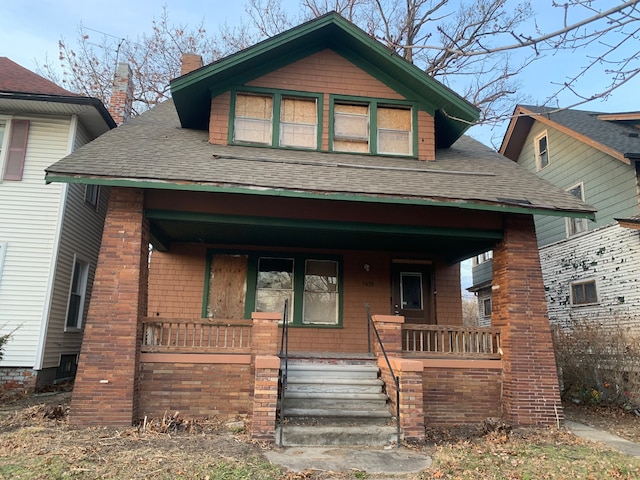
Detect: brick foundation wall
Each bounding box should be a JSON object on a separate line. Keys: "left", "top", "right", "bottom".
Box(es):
{"left": 492, "top": 215, "right": 563, "bottom": 426}
{"left": 422, "top": 361, "right": 502, "bottom": 426}
{"left": 138, "top": 361, "right": 252, "bottom": 418}
{"left": 70, "top": 187, "right": 149, "bottom": 427}
{"left": 209, "top": 49, "right": 436, "bottom": 160}
{"left": 0, "top": 367, "right": 36, "bottom": 391}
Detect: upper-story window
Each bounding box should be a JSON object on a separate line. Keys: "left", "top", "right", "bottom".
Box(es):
{"left": 566, "top": 183, "right": 588, "bottom": 237}
{"left": 534, "top": 131, "right": 549, "bottom": 171}
{"left": 232, "top": 91, "right": 319, "bottom": 149}
{"left": 84, "top": 184, "right": 100, "bottom": 209}
{"left": 332, "top": 98, "right": 414, "bottom": 156}
{"left": 0, "top": 118, "right": 30, "bottom": 181}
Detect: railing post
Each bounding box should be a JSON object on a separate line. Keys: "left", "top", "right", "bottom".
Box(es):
{"left": 251, "top": 355, "right": 280, "bottom": 441}
{"left": 251, "top": 312, "right": 281, "bottom": 356}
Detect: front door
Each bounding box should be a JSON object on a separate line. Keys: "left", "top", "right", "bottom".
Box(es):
{"left": 391, "top": 262, "right": 434, "bottom": 324}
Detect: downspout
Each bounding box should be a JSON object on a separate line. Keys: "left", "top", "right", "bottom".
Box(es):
{"left": 34, "top": 114, "right": 77, "bottom": 371}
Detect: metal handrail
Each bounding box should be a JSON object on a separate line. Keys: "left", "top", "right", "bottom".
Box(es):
{"left": 365, "top": 303, "right": 401, "bottom": 448}
{"left": 277, "top": 299, "right": 289, "bottom": 447}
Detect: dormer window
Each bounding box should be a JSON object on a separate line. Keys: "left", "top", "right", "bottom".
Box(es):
{"left": 232, "top": 90, "right": 320, "bottom": 149}
{"left": 331, "top": 97, "right": 414, "bottom": 156}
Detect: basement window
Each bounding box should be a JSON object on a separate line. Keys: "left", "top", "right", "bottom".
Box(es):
{"left": 571, "top": 279, "right": 598, "bottom": 306}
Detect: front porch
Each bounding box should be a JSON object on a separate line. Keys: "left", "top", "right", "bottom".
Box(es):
{"left": 136, "top": 312, "right": 504, "bottom": 442}
{"left": 69, "top": 188, "right": 563, "bottom": 439}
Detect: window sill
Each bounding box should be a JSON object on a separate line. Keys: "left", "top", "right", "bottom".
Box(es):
{"left": 64, "top": 327, "right": 83, "bottom": 333}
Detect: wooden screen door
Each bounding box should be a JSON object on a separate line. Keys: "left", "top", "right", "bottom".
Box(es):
{"left": 391, "top": 262, "right": 434, "bottom": 324}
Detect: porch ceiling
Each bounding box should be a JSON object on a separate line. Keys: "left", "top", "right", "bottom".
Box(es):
{"left": 147, "top": 211, "right": 501, "bottom": 263}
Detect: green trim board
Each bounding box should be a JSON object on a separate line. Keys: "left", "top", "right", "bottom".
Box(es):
{"left": 45, "top": 174, "right": 597, "bottom": 221}
{"left": 169, "top": 12, "right": 479, "bottom": 147}
{"left": 204, "top": 248, "right": 344, "bottom": 327}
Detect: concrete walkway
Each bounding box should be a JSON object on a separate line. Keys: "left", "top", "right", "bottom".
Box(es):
{"left": 264, "top": 445, "right": 432, "bottom": 476}
{"left": 565, "top": 421, "right": 640, "bottom": 458}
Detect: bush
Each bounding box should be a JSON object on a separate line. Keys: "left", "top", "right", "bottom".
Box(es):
{"left": 552, "top": 318, "right": 640, "bottom": 409}
{"left": 0, "top": 327, "right": 14, "bottom": 361}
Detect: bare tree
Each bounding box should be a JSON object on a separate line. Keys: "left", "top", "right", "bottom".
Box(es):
{"left": 41, "top": 0, "right": 640, "bottom": 124}
{"left": 38, "top": 6, "right": 247, "bottom": 115}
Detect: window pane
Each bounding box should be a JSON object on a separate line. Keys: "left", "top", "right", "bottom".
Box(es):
{"left": 334, "top": 103, "right": 369, "bottom": 153}
{"left": 66, "top": 293, "right": 82, "bottom": 328}
{"left": 400, "top": 272, "right": 422, "bottom": 310}
{"left": 281, "top": 123, "right": 316, "bottom": 148}
{"left": 378, "top": 107, "right": 411, "bottom": 130}
{"left": 256, "top": 258, "right": 294, "bottom": 319}
{"left": 572, "top": 284, "right": 585, "bottom": 304}
{"left": 584, "top": 282, "right": 597, "bottom": 303}
{"left": 234, "top": 93, "right": 273, "bottom": 144}
{"left": 303, "top": 260, "right": 338, "bottom": 325}
{"left": 257, "top": 258, "right": 293, "bottom": 289}
{"left": 280, "top": 97, "right": 317, "bottom": 149}
{"left": 537, "top": 135, "right": 549, "bottom": 168}
{"left": 378, "top": 129, "right": 411, "bottom": 155}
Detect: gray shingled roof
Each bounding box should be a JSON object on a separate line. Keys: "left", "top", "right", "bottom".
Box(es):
{"left": 45, "top": 99, "right": 595, "bottom": 217}
{"left": 523, "top": 105, "right": 640, "bottom": 159}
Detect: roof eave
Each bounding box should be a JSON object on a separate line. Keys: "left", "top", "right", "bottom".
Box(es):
{"left": 44, "top": 172, "right": 596, "bottom": 221}
{"left": 0, "top": 91, "right": 116, "bottom": 129}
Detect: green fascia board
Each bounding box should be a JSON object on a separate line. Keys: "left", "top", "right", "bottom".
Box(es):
{"left": 45, "top": 173, "right": 597, "bottom": 221}
{"left": 169, "top": 12, "right": 479, "bottom": 146}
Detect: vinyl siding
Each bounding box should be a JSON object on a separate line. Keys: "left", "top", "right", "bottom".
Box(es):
{"left": 0, "top": 116, "right": 70, "bottom": 366}
{"left": 540, "top": 224, "right": 640, "bottom": 330}
{"left": 518, "top": 122, "right": 640, "bottom": 246}
{"left": 40, "top": 183, "right": 109, "bottom": 369}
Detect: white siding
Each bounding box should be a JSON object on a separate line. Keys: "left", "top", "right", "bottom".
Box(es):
{"left": 0, "top": 116, "right": 71, "bottom": 366}
{"left": 540, "top": 224, "right": 640, "bottom": 331}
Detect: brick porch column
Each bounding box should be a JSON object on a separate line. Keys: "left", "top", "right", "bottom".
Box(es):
{"left": 70, "top": 187, "right": 149, "bottom": 427}
{"left": 250, "top": 312, "right": 281, "bottom": 441}
{"left": 492, "top": 215, "right": 563, "bottom": 426}
{"left": 371, "top": 314, "right": 403, "bottom": 355}
{"left": 391, "top": 358, "right": 425, "bottom": 442}
{"left": 251, "top": 355, "right": 280, "bottom": 441}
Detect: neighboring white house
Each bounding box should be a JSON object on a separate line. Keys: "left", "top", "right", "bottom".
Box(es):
{"left": 470, "top": 105, "right": 640, "bottom": 331}
{"left": 0, "top": 57, "right": 116, "bottom": 389}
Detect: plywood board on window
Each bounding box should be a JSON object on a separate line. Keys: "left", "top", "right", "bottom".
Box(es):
{"left": 378, "top": 107, "right": 411, "bottom": 130}
{"left": 281, "top": 97, "right": 316, "bottom": 124}
{"left": 236, "top": 93, "right": 272, "bottom": 120}
{"left": 207, "top": 254, "right": 248, "bottom": 319}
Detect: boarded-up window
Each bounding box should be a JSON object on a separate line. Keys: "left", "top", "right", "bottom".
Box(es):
{"left": 334, "top": 104, "right": 369, "bottom": 153}
{"left": 377, "top": 106, "right": 411, "bottom": 155}
{"left": 303, "top": 260, "right": 338, "bottom": 325}
{"left": 234, "top": 94, "right": 273, "bottom": 144}
{"left": 280, "top": 97, "right": 317, "bottom": 149}
{"left": 256, "top": 257, "right": 294, "bottom": 320}
{"left": 2, "top": 119, "right": 30, "bottom": 181}
{"left": 207, "top": 254, "right": 248, "bottom": 319}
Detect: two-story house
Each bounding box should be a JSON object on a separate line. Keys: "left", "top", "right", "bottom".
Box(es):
{"left": 500, "top": 106, "right": 640, "bottom": 328}
{"left": 0, "top": 58, "right": 115, "bottom": 389}
{"left": 45, "top": 14, "right": 594, "bottom": 444}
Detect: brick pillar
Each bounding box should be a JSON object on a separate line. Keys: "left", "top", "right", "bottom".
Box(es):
{"left": 251, "top": 355, "right": 280, "bottom": 441}
{"left": 492, "top": 215, "right": 563, "bottom": 426}
{"left": 251, "top": 312, "right": 281, "bottom": 356}
{"left": 70, "top": 187, "right": 148, "bottom": 427}
{"left": 371, "top": 314, "right": 403, "bottom": 355}
{"left": 396, "top": 359, "right": 425, "bottom": 442}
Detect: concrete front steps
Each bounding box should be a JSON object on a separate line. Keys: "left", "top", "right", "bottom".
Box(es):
{"left": 276, "top": 356, "right": 398, "bottom": 446}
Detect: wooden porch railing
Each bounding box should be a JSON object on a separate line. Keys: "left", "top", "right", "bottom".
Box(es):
{"left": 141, "top": 318, "right": 253, "bottom": 353}
{"left": 402, "top": 325, "right": 502, "bottom": 359}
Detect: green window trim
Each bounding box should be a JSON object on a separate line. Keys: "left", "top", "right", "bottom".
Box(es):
{"left": 203, "top": 249, "right": 344, "bottom": 328}
{"left": 228, "top": 87, "right": 323, "bottom": 151}
{"left": 329, "top": 94, "right": 418, "bottom": 157}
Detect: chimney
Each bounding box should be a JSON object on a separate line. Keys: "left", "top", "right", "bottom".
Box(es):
{"left": 181, "top": 53, "right": 203, "bottom": 76}
{"left": 109, "top": 63, "right": 133, "bottom": 126}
